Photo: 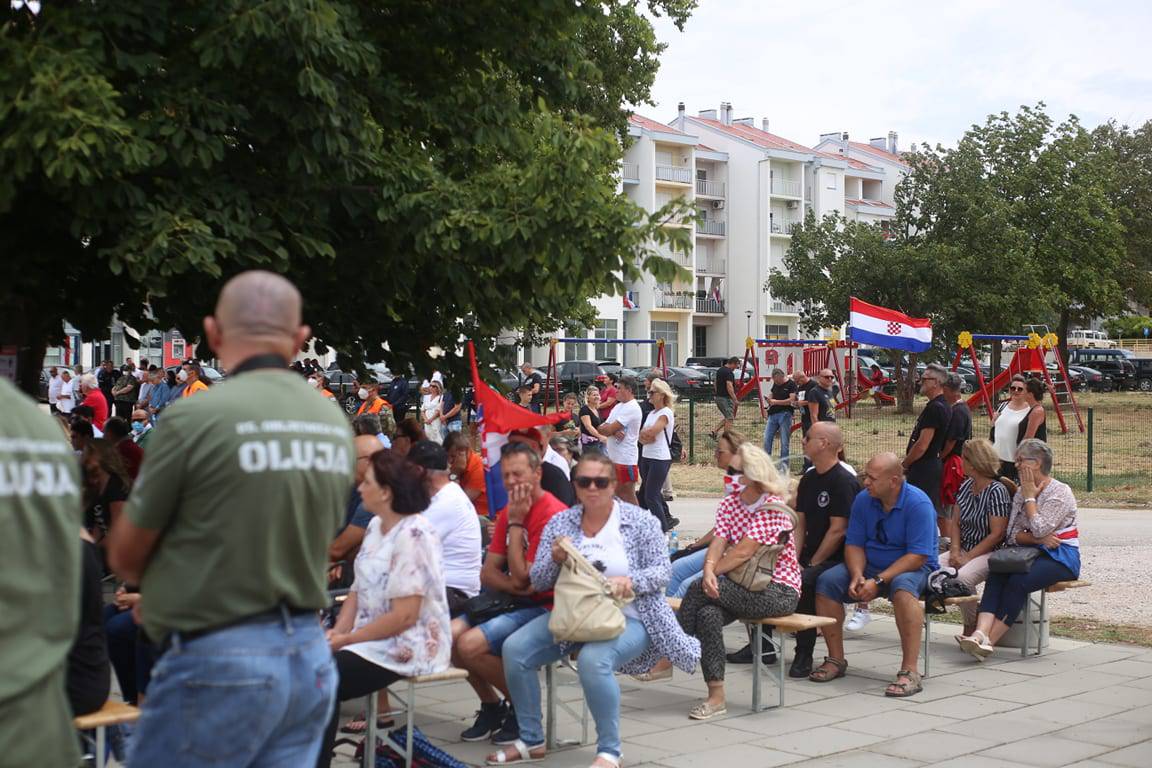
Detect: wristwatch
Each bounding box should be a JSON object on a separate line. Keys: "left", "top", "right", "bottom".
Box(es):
{"left": 873, "top": 575, "right": 886, "bottom": 588}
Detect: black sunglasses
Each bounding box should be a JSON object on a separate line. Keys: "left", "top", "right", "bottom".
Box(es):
{"left": 1009, "top": 385, "right": 1025, "bottom": 392}
{"left": 573, "top": 476, "right": 612, "bottom": 489}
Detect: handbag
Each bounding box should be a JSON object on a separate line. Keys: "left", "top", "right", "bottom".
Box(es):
{"left": 726, "top": 502, "right": 798, "bottom": 592}
{"left": 461, "top": 592, "right": 533, "bottom": 626}
{"left": 987, "top": 546, "right": 1042, "bottom": 574}
{"left": 548, "top": 538, "right": 632, "bottom": 643}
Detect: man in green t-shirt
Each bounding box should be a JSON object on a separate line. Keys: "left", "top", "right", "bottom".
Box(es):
{"left": 0, "top": 378, "right": 83, "bottom": 768}
{"left": 109, "top": 271, "right": 353, "bottom": 766}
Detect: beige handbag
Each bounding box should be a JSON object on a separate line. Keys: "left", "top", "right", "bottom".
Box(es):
{"left": 548, "top": 537, "right": 633, "bottom": 643}
{"left": 726, "top": 502, "right": 798, "bottom": 592}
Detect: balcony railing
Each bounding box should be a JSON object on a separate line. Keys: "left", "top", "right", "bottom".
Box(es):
{"left": 696, "top": 179, "right": 725, "bottom": 197}
{"left": 695, "top": 297, "right": 726, "bottom": 314}
{"left": 771, "top": 300, "right": 799, "bottom": 313}
{"left": 771, "top": 178, "right": 801, "bottom": 197}
{"left": 655, "top": 165, "right": 692, "bottom": 184}
{"left": 697, "top": 220, "right": 726, "bottom": 236}
{"left": 622, "top": 162, "right": 639, "bottom": 182}
{"left": 769, "top": 219, "right": 798, "bottom": 235}
{"left": 696, "top": 258, "right": 726, "bottom": 274}
{"left": 654, "top": 286, "right": 693, "bottom": 309}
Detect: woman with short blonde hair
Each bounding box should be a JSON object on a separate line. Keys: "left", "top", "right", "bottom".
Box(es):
{"left": 638, "top": 378, "right": 678, "bottom": 530}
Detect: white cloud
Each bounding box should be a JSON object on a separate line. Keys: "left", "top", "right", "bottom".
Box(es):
{"left": 639, "top": 0, "right": 1152, "bottom": 149}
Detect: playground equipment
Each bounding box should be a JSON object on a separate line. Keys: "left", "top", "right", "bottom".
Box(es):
{"left": 950, "top": 331, "right": 1083, "bottom": 434}
{"left": 735, "top": 337, "right": 860, "bottom": 419}
{"left": 542, "top": 337, "right": 667, "bottom": 414}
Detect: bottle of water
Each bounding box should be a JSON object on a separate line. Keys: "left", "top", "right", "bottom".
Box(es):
{"left": 667, "top": 530, "right": 679, "bottom": 556}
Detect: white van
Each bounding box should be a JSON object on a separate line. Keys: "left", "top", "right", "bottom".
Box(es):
{"left": 1067, "top": 329, "right": 1115, "bottom": 349}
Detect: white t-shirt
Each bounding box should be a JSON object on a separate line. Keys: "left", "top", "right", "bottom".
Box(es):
{"left": 640, "top": 407, "right": 675, "bottom": 461}
{"left": 993, "top": 403, "right": 1031, "bottom": 462}
{"left": 543, "top": 445, "right": 571, "bottom": 479}
{"left": 56, "top": 380, "right": 75, "bottom": 414}
{"left": 574, "top": 502, "right": 639, "bottom": 619}
{"left": 48, "top": 375, "right": 62, "bottom": 405}
{"left": 605, "top": 399, "right": 642, "bottom": 466}
{"left": 422, "top": 481, "right": 482, "bottom": 596}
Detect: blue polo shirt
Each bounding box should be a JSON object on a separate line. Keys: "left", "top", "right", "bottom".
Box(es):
{"left": 845, "top": 482, "right": 939, "bottom": 571}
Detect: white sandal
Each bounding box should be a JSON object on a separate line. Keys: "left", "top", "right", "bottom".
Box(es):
{"left": 485, "top": 739, "right": 546, "bottom": 765}
{"left": 958, "top": 630, "right": 994, "bottom": 660}
{"left": 591, "top": 753, "right": 621, "bottom": 768}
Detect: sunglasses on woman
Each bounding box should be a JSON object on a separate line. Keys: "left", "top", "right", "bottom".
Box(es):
{"left": 1009, "top": 385, "right": 1025, "bottom": 392}
{"left": 573, "top": 476, "right": 612, "bottom": 489}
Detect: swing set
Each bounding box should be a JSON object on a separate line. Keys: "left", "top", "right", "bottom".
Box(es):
{"left": 541, "top": 337, "right": 668, "bottom": 414}
{"left": 733, "top": 336, "right": 861, "bottom": 419}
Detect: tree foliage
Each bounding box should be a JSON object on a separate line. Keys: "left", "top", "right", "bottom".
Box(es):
{"left": 1092, "top": 120, "right": 1152, "bottom": 308}
{"left": 0, "top": 0, "right": 697, "bottom": 391}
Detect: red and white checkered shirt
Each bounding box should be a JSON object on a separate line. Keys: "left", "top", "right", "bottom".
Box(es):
{"left": 714, "top": 492, "right": 803, "bottom": 593}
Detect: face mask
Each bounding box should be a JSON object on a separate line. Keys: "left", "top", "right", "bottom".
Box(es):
{"left": 358, "top": 387, "right": 369, "bottom": 400}
{"left": 177, "top": 369, "right": 188, "bottom": 383}
{"left": 131, "top": 421, "right": 146, "bottom": 434}
{"left": 723, "top": 470, "right": 746, "bottom": 495}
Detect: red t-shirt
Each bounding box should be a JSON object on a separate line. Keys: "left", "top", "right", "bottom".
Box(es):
{"left": 489, "top": 490, "right": 568, "bottom": 605}
{"left": 116, "top": 439, "right": 145, "bottom": 480}
{"left": 81, "top": 390, "right": 109, "bottom": 430}
{"left": 461, "top": 451, "right": 489, "bottom": 519}
{"left": 598, "top": 386, "right": 617, "bottom": 420}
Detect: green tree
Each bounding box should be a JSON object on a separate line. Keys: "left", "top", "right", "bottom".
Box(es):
{"left": 1093, "top": 120, "right": 1152, "bottom": 308}
{"left": 0, "top": 0, "right": 696, "bottom": 393}
{"left": 1102, "top": 315, "right": 1152, "bottom": 339}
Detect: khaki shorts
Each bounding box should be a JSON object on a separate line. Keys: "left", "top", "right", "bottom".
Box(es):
{"left": 0, "top": 666, "right": 80, "bottom": 768}
{"left": 715, "top": 396, "right": 735, "bottom": 420}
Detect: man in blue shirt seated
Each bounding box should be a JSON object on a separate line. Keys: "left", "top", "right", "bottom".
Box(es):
{"left": 810, "top": 452, "right": 938, "bottom": 698}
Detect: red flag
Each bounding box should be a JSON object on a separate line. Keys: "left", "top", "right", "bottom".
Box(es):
{"left": 467, "top": 341, "right": 570, "bottom": 434}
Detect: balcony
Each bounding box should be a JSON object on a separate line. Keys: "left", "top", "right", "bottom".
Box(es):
{"left": 697, "top": 219, "right": 726, "bottom": 237}
{"left": 695, "top": 297, "right": 726, "bottom": 315}
{"left": 769, "top": 219, "right": 798, "bottom": 235}
{"left": 771, "top": 300, "right": 800, "bottom": 314}
{"left": 622, "top": 162, "right": 639, "bottom": 183}
{"left": 771, "top": 178, "right": 801, "bottom": 197}
{"left": 654, "top": 247, "right": 692, "bottom": 269}
{"left": 654, "top": 285, "right": 693, "bottom": 310}
{"left": 696, "top": 258, "right": 726, "bottom": 274}
{"left": 655, "top": 165, "right": 692, "bottom": 185}
{"left": 696, "top": 179, "right": 725, "bottom": 197}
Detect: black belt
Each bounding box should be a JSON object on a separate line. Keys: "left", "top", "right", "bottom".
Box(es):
{"left": 158, "top": 604, "right": 316, "bottom": 653}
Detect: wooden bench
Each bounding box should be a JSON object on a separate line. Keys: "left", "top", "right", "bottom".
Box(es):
{"left": 363, "top": 667, "right": 469, "bottom": 768}
{"left": 1020, "top": 580, "right": 1092, "bottom": 658}
{"left": 922, "top": 594, "right": 980, "bottom": 677}
{"left": 74, "top": 700, "right": 140, "bottom": 768}
{"left": 667, "top": 597, "right": 837, "bottom": 712}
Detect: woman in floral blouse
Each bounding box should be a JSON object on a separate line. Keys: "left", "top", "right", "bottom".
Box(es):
{"left": 316, "top": 451, "right": 451, "bottom": 768}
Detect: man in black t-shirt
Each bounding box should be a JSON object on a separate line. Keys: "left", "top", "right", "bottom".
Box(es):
{"left": 711, "top": 357, "right": 739, "bottom": 437}
{"left": 939, "top": 372, "right": 972, "bottom": 525}
{"left": 519, "top": 362, "right": 544, "bottom": 403}
{"left": 902, "top": 363, "right": 952, "bottom": 515}
{"left": 762, "top": 368, "right": 797, "bottom": 469}
{"left": 791, "top": 422, "right": 860, "bottom": 677}
{"left": 794, "top": 369, "right": 834, "bottom": 436}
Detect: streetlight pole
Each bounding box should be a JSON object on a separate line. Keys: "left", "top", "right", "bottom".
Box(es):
{"left": 745, "top": 310, "right": 753, "bottom": 340}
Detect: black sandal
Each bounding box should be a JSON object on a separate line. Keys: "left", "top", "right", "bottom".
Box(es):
{"left": 340, "top": 714, "right": 395, "bottom": 734}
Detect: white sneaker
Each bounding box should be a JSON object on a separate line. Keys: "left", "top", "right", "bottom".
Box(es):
{"left": 845, "top": 607, "right": 872, "bottom": 631}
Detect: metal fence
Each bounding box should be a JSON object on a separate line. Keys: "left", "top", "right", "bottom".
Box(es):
{"left": 675, "top": 392, "right": 1151, "bottom": 495}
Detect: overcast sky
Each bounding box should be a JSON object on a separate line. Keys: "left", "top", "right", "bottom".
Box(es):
{"left": 640, "top": 0, "right": 1152, "bottom": 151}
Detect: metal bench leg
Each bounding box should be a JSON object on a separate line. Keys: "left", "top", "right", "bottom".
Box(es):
{"left": 775, "top": 628, "right": 786, "bottom": 709}
{"left": 545, "top": 664, "right": 556, "bottom": 750}
{"left": 364, "top": 692, "right": 378, "bottom": 768}
{"left": 1021, "top": 594, "right": 1030, "bottom": 658}
{"left": 751, "top": 623, "right": 762, "bottom": 712}
{"left": 95, "top": 726, "right": 106, "bottom": 768}
{"left": 1037, "top": 591, "right": 1047, "bottom": 656}
{"left": 923, "top": 612, "right": 931, "bottom": 678}
{"left": 405, "top": 680, "right": 416, "bottom": 768}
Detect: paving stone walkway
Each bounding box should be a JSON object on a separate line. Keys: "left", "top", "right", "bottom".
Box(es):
{"left": 332, "top": 615, "right": 1152, "bottom": 767}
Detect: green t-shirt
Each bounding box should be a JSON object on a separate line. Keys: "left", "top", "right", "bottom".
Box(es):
{"left": 127, "top": 367, "right": 354, "bottom": 642}
{"left": 0, "top": 378, "right": 82, "bottom": 701}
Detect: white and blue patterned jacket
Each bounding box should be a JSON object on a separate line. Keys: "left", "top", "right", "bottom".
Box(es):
{"left": 530, "top": 502, "right": 701, "bottom": 674}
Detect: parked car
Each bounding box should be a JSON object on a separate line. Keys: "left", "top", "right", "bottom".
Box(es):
{"left": 1132, "top": 358, "right": 1152, "bottom": 392}
{"left": 1069, "top": 348, "right": 1136, "bottom": 390}
{"left": 38, "top": 367, "right": 51, "bottom": 402}
{"left": 541, "top": 360, "right": 607, "bottom": 396}
{"left": 1067, "top": 365, "right": 1111, "bottom": 393}
{"left": 637, "top": 366, "right": 713, "bottom": 397}
{"left": 597, "top": 361, "right": 640, "bottom": 382}
{"left": 684, "top": 356, "right": 727, "bottom": 371}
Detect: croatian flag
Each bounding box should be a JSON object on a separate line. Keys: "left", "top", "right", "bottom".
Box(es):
{"left": 848, "top": 297, "right": 932, "bottom": 353}
{"left": 623, "top": 291, "right": 637, "bottom": 310}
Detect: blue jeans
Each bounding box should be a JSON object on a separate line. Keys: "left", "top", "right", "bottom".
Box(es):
{"left": 979, "top": 555, "right": 1077, "bottom": 626}
{"left": 477, "top": 606, "right": 548, "bottom": 655}
{"left": 816, "top": 562, "right": 931, "bottom": 602}
{"left": 666, "top": 548, "right": 707, "bottom": 598}
{"left": 503, "top": 614, "right": 649, "bottom": 758}
{"left": 446, "top": 420, "right": 463, "bottom": 433}
{"left": 129, "top": 611, "right": 336, "bottom": 768}
{"left": 762, "top": 411, "right": 793, "bottom": 468}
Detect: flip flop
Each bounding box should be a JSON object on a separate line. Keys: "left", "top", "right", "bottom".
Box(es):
{"left": 486, "top": 739, "right": 546, "bottom": 765}
{"left": 340, "top": 714, "right": 395, "bottom": 734}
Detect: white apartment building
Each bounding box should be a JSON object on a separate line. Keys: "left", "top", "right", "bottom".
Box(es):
{"left": 525, "top": 106, "right": 908, "bottom": 369}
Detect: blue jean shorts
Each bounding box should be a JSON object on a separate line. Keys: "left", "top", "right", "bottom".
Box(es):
{"left": 815, "top": 562, "right": 931, "bottom": 602}
{"left": 478, "top": 606, "right": 549, "bottom": 656}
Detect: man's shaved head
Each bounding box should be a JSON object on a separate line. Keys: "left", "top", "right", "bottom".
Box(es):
{"left": 204, "top": 270, "right": 311, "bottom": 369}
{"left": 808, "top": 421, "right": 843, "bottom": 449}
{"left": 869, "top": 452, "right": 903, "bottom": 477}
{"left": 215, "top": 271, "right": 302, "bottom": 340}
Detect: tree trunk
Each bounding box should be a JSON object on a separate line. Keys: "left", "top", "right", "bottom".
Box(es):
{"left": 894, "top": 349, "right": 916, "bottom": 414}
{"left": 1057, "top": 308, "right": 1071, "bottom": 366}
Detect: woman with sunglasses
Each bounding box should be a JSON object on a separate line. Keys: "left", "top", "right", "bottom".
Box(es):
{"left": 957, "top": 439, "right": 1079, "bottom": 659}
{"left": 990, "top": 374, "right": 1045, "bottom": 481}
{"left": 675, "top": 444, "right": 801, "bottom": 720}
{"left": 494, "top": 453, "right": 699, "bottom": 768}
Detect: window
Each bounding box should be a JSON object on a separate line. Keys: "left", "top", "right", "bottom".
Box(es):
{"left": 693, "top": 326, "right": 708, "bottom": 357}
{"left": 171, "top": 338, "right": 186, "bottom": 360}
{"left": 697, "top": 169, "right": 708, "bottom": 181}
{"left": 765, "top": 324, "right": 790, "bottom": 339}
{"left": 825, "top": 173, "right": 837, "bottom": 190}
{"left": 651, "top": 321, "right": 679, "bottom": 368}
{"left": 593, "top": 319, "right": 618, "bottom": 361}
{"left": 564, "top": 325, "right": 585, "bottom": 362}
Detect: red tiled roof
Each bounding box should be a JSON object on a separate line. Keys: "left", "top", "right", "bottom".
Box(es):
{"left": 814, "top": 148, "right": 879, "bottom": 172}
{"left": 845, "top": 198, "right": 894, "bottom": 209}
{"left": 628, "top": 113, "right": 688, "bottom": 135}
{"left": 848, "top": 141, "right": 910, "bottom": 168}
{"left": 690, "top": 117, "right": 815, "bottom": 154}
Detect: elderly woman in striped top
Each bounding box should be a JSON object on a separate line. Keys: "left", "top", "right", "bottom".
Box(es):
{"left": 957, "top": 439, "right": 1081, "bottom": 659}
{"left": 938, "top": 438, "right": 1014, "bottom": 638}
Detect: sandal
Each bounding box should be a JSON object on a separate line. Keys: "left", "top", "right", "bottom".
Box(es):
{"left": 884, "top": 669, "right": 923, "bottom": 698}
{"left": 808, "top": 656, "right": 847, "bottom": 682}
{"left": 486, "top": 739, "right": 546, "bottom": 765}
{"left": 688, "top": 700, "right": 727, "bottom": 720}
{"left": 591, "top": 753, "right": 621, "bottom": 768}
{"left": 958, "top": 630, "right": 994, "bottom": 661}
{"left": 340, "top": 714, "right": 395, "bottom": 734}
